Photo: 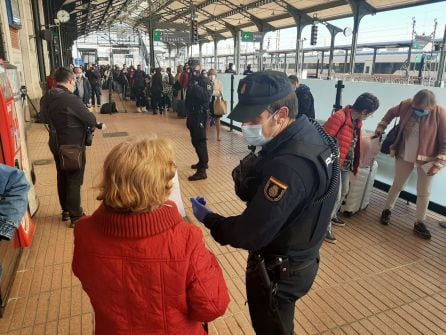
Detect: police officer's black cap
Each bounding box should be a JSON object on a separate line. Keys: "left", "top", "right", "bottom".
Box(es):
{"left": 228, "top": 71, "right": 293, "bottom": 123}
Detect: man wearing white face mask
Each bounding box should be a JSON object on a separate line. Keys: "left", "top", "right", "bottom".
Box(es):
{"left": 190, "top": 71, "right": 339, "bottom": 335}
{"left": 73, "top": 67, "right": 92, "bottom": 107}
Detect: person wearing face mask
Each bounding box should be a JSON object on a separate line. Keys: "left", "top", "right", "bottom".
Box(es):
{"left": 375, "top": 89, "right": 446, "bottom": 239}
{"left": 190, "top": 71, "right": 339, "bottom": 335}
{"left": 207, "top": 68, "right": 224, "bottom": 141}
{"left": 185, "top": 62, "right": 213, "bottom": 181}
{"left": 73, "top": 67, "right": 92, "bottom": 107}
{"left": 323, "top": 93, "right": 380, "bottom": 244}
{"left": 39, "top": 67, "right": 98, "bottom": 227}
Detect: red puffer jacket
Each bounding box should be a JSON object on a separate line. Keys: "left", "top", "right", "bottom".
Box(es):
{"left": 72, "top": 201, "right": 229, "bottom": 335}
{"left": 323, "top": 105, "right": 362, "bottom": 174}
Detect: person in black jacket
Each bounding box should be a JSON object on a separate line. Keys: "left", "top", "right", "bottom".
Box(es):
{"left": 190, "top": 71, "right": 339, "bottom": 335}
{"left": 133, "top": 64, "right": 146, "bottom": 112}
{"left": 186, "top": 64, "right": 213, "bottom": 181}
{"left": 40, "top": 67, "right": 99, "bottom": 227}
{"left": 85, "top": 65, "right": 101, "bottom": 106}
{"left": 151, "top": 68, "right": 163, "bottom": 115}
{"left": 288, "top": 75, "right": 315, "bottom": 120}
{"left": 73, "top": 67, "right": 92, "bottom": 107}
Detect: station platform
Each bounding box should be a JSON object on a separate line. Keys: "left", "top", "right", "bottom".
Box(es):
{"left": 1, "top": 96, "right": 445, "bottom": 335}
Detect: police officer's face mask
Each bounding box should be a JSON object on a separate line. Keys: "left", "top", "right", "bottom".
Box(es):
{"left": 241, "top": 112, "right": 279, "bottom": 146}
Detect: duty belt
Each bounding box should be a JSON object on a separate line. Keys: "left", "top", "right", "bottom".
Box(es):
{"left": 248, "top": 253, "right": 316, "bottom": 281}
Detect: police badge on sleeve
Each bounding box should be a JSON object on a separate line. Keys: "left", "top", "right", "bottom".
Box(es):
{"left": 264, "top": 176, "right": 288, "bottom": 202}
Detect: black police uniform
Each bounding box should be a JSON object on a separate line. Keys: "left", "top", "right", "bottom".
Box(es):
{"left": 203, "top": 115, "right": 338, "bottom": 335}
{"left": 185, "top": 74, "right": 213, "bottom": 180}
{"left": 40, "top": 86, "right": 97, "bottom": 223}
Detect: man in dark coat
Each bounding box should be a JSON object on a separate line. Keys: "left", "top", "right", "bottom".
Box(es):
{"left": 73, "top": 67, "right": 92, "bottom": 107}
{"left": 133, "top": 64, "right": 146, "bottom": 112}
{"left": 85, "top": 65, "right": 101, "bottom": 106}
{"left": 289, "top": 75, "right": 315, "bottom": 120}
{"left": 40, "top": 67, "right": 98, "bottom": 227}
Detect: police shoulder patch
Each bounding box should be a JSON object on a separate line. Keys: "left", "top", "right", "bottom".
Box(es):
{"left": 264, "top": 176, "right": 288, "bottom": 202}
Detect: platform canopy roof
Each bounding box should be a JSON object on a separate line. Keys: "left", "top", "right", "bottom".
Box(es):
{"left": 63, "top": 0, "right": 444, "bottom": 42}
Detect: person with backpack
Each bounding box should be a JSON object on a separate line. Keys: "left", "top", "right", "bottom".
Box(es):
{"left": 323, "top": 93, "right": 380, "bottom": 244}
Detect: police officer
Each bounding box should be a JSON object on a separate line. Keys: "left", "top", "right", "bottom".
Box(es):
{"left": 40, "top": 67, "right": 99, "bottom": 227}
{"left": 186, "top": 62, "right": 213, "bottom": 181}
{"left": 190, "top": 71, "right": 339, "bottom": 335}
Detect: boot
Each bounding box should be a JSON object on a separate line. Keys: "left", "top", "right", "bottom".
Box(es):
{"left": 191, "top": 163, "right": 209, "bottom": 169}
{"left": 188, "top": 169, "right": 207, "bottom": 181}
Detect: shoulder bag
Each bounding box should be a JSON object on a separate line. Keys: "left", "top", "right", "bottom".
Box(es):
{"left": 213, "top": 91, "right": 227, "bottom": 116}
{"left": 380, "top": 103, "right": 402, "bottom": 155}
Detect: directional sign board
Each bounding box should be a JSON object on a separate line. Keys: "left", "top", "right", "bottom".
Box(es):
{"left": 153, "top": 30, "right": 190, "bottom": 43}
{"left": 241, "top": 31, "right": 264, "bottom": 42}
{"left": 412, "top": 34, "right": 431, "bottom": 50}
{"left": 112, "top": 49, "right": 130, "bottom": 54}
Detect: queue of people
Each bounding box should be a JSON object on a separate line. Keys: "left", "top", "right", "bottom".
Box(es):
{"left": 34, "top": 64, "right": 446, "bottom": 335}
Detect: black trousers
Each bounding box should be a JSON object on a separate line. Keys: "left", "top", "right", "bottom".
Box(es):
{"left": 151, "top": 91, "right": 162, "bottom": 111}
{"left": 53, "top": 151, "right": 86, "bottom": 220}
{"left": 91, "top": 83, "right": 101, "bottom": 105}
{"left": 187, "top": 111, "right": 208, "bottom": 168}
{"left": 246, "top": 258, "right": 319, "bottom": 335}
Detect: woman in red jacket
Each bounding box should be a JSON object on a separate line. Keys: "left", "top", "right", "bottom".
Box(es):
{"left": 323, "top": 93, "right": 379, "bottom": 243}
{"left": 72, "top": 137, "right": 229, "bottom": 335}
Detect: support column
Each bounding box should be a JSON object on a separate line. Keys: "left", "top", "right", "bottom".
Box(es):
{"left": 31, "top": 0, "right": 46, "bottom": 83}
{"left": 288, "top": 6, "right": 313, "bottom": 76}
{"left": 168, "top": 45, "right": 172, "bottom": 69}
{"left": 435, "top": 24, "right": 446, "bottom": 87}
{"left": 199, "top": 41, "right": 203, "bottom": 65}
{"left": 259, "top": 37, "right": 264, "bottom": 71}
{"left": 320, "top": 51, "right": 325, "bottom": 75}
{"left": 148, "top": 28, "right": 155, "bottom": 70}
{"left": 213, "top": 39, "right": 218, "bottom": 70}
{"left": 349, "top": 0, "right": 375, "bottom": 74}
{"left": 325, "top": 23, "right": 343, "bottom": 78}
{"left": 344, "top": 50, "right": 349, "bottom": 73}
{"left": 371, "top": 48, "right": 377, "bottom": 74}
{"left": 284, "top": 53, "right": 287, "bottom": 73}
{"left": 234, "top": 30, "right": 241, "bottom": 74}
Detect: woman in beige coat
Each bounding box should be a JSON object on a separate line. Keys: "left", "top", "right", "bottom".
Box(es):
{"left": 207, "top": 69, "right": 224, "bottom": 141}
{"left": 375, "top": 89, "right": 446, "bottom": 240}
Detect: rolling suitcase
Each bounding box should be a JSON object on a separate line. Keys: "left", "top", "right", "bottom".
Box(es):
{"left": 341, "top": 160, "right": 378, "bottom": 216}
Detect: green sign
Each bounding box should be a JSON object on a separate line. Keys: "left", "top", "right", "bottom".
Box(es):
{"left": 415, "top": 55, "right": 422, "bottom": 63}
{"left": 241, "top": 31, "right": 253, "bottom": 42}
{"left": 153, "top": 30, "right": 161, "bottom": 42}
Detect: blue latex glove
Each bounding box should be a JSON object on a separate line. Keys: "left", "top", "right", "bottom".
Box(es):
{"left": 190, "top": 197, "right": 212, "bottom": 223}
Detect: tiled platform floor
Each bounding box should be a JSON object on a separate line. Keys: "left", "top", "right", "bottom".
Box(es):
{"left": 1, "top": 95, "right": 445, "bottom": 334}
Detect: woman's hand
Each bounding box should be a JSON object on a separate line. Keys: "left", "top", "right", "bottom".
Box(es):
{"left": 427, "top": 165, "right": 441, "bottom": 176}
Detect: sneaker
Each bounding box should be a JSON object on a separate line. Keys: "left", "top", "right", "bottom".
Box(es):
{"left": 380, "top": 209, "right": 391, "bottom": 225}
{"left": 325, "top": 231, "right": 337, "bottom": 244}
{"left": 137, "top": 107, "right": 142, "bottom": 112}
{"left": 331, "top": 216, "right": 345, "bottom": 227}
{"left": 142, "top": 107, "right": 147, "bottom": 112}
{"left": 62, "top": 211, "right": 70, "bottom": 221}
{"left": 414, "top": 222, "right": 431, "bottom": 240}
{"left": 439, "top": 221, "right": 446, "bottom": 229}
{"left": 188, "top": 170, "right": 207, "bottom": 181}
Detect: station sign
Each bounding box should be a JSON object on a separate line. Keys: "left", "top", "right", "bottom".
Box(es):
{"left": 153, "top": 30, "right": 190, "bottom": 43}
{"left": 241, "top": 31, "right": 264, "bottom": 42}
{"left": 412, "top": 34, "right": 431, "bottom": 50}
